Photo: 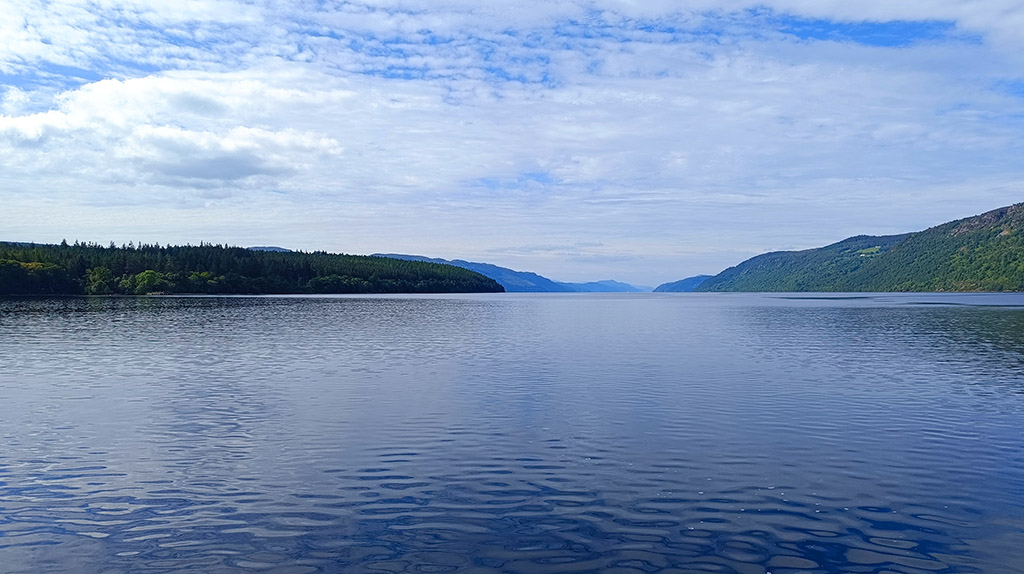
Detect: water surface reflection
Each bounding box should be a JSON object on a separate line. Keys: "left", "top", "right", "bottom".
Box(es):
{"left": 1, "top": 294, "right": 1022, "bottom": 573}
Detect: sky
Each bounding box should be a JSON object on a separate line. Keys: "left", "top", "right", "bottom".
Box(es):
{"left": 2, "top": 1, "right": 1024, "bottom": 286}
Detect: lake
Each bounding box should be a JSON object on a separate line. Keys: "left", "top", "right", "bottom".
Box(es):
{"left": 1, "top": 293, "right": 1023, "bottom": 573}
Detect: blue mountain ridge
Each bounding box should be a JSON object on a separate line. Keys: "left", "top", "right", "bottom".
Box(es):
{"left": 373, "top": 254, "right": 650, "bottom": 293}
{"left": 568, "top": 279, "right": 652, "bottom": 293}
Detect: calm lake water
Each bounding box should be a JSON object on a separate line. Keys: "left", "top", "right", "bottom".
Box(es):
{"left": 1, "top": 293, "right": 1023, "bottom": 573}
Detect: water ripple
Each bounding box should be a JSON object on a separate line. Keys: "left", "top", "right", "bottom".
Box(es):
{"left": 1, "top": 294, "right": 1023, "bottom": 572}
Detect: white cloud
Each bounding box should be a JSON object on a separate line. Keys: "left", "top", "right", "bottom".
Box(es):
{"left": 0, "top": 86, "right": 31, "bottom": 114}
{"left": 119, "top": 125, "right": 342, "bottom": 183}
{"left": 0, "top": 70, "right": 344, "bottom": 190}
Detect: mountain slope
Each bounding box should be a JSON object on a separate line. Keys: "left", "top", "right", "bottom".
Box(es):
{"left": 373, "top": 254, "right": 575, "bottom": 292}
{"left": 696, "top": 234, "right": 911, "bottom": 292}
{"left": 654, "top": 275, "right": 713, "bottom": 292}
{"left": 696, "top": 203, "right": 1024, "bottom": 292}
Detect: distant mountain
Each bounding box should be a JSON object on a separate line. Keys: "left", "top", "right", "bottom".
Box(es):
{"left": 373, "top": 255, "right": 650, "bottom": 293}
{"left": 654, "top": 275, "right": 713, "bottom": 292}
{"left": 248, "top": 246, "right": 292, "bottom": 252}
{"left": 374, "top": 254, "right": 575, "bottom": 292}
{"left": 0, "top": 241, "right": 42, "bottom": 247}
{"left": 561, "top": 279, "right": 651, "bottom": 293}
{"left": 696, "top": 203, "right": 1024, "bottom": 292}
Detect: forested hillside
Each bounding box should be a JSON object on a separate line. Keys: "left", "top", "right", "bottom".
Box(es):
{"left": 696, "top": 203, "right": 1024, "bottom": 292}
{"left": 695, "top": 234, "right": 911, "bottom": 292}
{"left": 0, "top": 242, "right": 504, "bottom": 295}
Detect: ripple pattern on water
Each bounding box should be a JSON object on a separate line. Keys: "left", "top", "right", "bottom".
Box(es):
{"left": 1, "top": 294, "right": 1023, "bottom": 572}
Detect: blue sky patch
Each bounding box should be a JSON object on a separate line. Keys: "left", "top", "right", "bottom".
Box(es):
{"left": 776, "top": 16, "right": 969, "bottom": 47}
{"left": 36, "top": 63, "right": 103, "bottom": 83}
{"left": 473, "top": 172, "right": 555, "bottom": 191}
{"left": 1000, "top": 81, "right": 1024, "bottom": 99}
{"left": 2, "top": 63, "right": 105, "bottom": 95}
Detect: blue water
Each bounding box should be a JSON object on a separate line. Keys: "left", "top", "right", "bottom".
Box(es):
{"left": 1, "top": 293, "right": 1023, "bottom": 573}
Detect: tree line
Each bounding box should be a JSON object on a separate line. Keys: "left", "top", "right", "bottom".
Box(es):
{"left": 0, "top": 241, "right": 504, "bottom": 296}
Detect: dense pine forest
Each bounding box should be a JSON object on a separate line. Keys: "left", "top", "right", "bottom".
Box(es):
{"left": 695, "top": 203, "right": 1024, "bottom": 292}
{"left": 0, "top": 241, "right": 504, "bottom": 295}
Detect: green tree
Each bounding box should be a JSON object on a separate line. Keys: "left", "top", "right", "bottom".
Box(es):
{"left": 134, "top": 270, "right": 170, "bottom": 294}
{"left": 85, "top": 266, "right": 115, "bottom": 295}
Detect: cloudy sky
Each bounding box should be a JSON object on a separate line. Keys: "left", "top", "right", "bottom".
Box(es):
{"left": 2, "top": 1, "right": 1023, "bottom": 285}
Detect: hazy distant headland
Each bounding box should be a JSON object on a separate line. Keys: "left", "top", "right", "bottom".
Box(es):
{"left": 0, "top": 242, "right": 503, "bottom": 296}
{"left": 374, "top": 254, "right": 650, "bottom": 293}
{"left": 654, "top": 275, "right": 713, "bottom": 292}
